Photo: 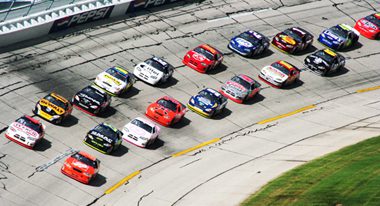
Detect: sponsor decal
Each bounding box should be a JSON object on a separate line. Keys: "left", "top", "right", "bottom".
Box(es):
{"left": 104, "top": 74, "right": 122, "bottom": 86}
{"left": 192, "top": 53, "right": 206, "bottom": 61}
{"left": 12, "top": 123, "right": 39, "bottom": 137}
{"left": 126, "top": 0, "right": 182, "bottom": 13}
{"left": 292, "top": 27, "right": 306, "bottom": 35}
{"left": 72, "top": 161, "right": 89, "bottom": 170}
{"left": 236, "top": 38, "right": 252, "bottom": 47}
{"left": 153, "top": 57, "right": 168, "bottom": 66}
{"left": 50, "top": 6, "right": 114, "bottom": 33}
{"left": 78, "top": 93, "right": 100, "bottom": 105}
{"left": 362, "top": 20, "right": 377, "bottom": 30}
{"left": 279, "top": 61, "right": 293, "bottom": 69}
{"left": 251, "top": 31, "right": 262, "bottom": 39}
{"left": 324, "top": 49, "right": 337, "bottom": 57}
{"left": 90, "top": 131, "right": 113, "bottom": 143}
{"left": 39, "top": 99, "right": 65, "bottom": 114}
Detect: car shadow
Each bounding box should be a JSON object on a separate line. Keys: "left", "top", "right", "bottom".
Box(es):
{"left": 171, "top": 116, "right": 191, "bottom": 129}
{"left": 213, "top": 107, "right": 232, "bottom": 120}
{"left": 208, "top": 63, "right": 228, "bottom": 75}
{"left": 282, "top": 79, "right": 304, "bottom": 90}
{"left": 156, "top": 77, "right": 178, "bottom": 89}
{"left": 292, "top": 45, "right": 318, "bottom": 56}
{"left": 98, "top": 107, "right": 117, "bottom": 118}
{"left": 243, "top": 93, "right": 265, "bottom": 105}
{"left": 34, "top": 138, "right": 52, "bottom": 152}
{"left": 250, "top": 49, "right": 274, "bottom": 59}
{"left": 324, "top": 66, "right": 349, "bottom": 77}
{"left": 60, "top": 115, "right": 79, "bottom": 127}
{"left": 340, "top": 41, "right": 363, "bottom": 52}
{"left": 119, "top": 87, "right": 140, "bottom": 99}
{"left": 90, "top": 173, "right": 107, "bottom": 187}
{"left": 111, "top": 144, "right": 129, "bottom": 157}
{"left": 147, "top": 138, "right": 164, "bottom": 150}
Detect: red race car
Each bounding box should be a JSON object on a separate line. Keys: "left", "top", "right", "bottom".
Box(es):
{"left": 271, "top": 27, "right": 313, "bottom": 54}
{"left": 182, "top": 44, "right": 223, "bottom": 73}
{"left": 354, "top": 13, "right": 380, "bottom": 39}
{"left": 146, "top": 96, "right": 187, "bottom": 126}
{"left": 61, "top": 151, "right": 100, "bottom": 184}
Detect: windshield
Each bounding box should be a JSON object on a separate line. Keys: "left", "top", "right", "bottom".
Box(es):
{"left": 272, "top": 62, "right": 290, "bottom": 75}
{"left": 72, "top": 153, "right": 98, "bottom": 168}
{"left": 239, "top": 32, "right": 260, "bottom": 44}
{"left": 16, "top": 117, "right": 42, "bottom": 133}
{"left": 145, "top": 59, "right": 168, "bottom": 73}
{"left": 106, "top": 67, "right": 128, "bottom": 81}
{"left": 315, "top": 50, "right": 334, "bottom": 63}
{"left": 231, "top": 76, "right": 251, "bottom": 89}
{"left": 44, "top": 95, "right": 67, "bottom": 109}
{"left": 131, "top": 119, "right": 153, "bottom": 133}
{"left": 283, "top": 29, "right": 302, "bottom": 42}
{"left": 365, "top": 15, "right": 380, "bottom": 27}
{"left": 83, "top": 87, "right": 105, "bottom": 101}
{"left": 199, "top": 90, "right": 219, "bottom": 103}
{"left": 194, "top": 47, "right": 214, "bottom": 60}
{"left": 157, "top": 99, "right": 177, "bottom": 112}
{"left": 330, "top": 26, "right": 348, "bottom": 38}
{"left": 94, "top": 124, "right": 118, "bottom": 139}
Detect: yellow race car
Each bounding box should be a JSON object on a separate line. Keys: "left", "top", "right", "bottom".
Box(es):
{"left": 33, "top": 92, "right": 73, "bottom": 124}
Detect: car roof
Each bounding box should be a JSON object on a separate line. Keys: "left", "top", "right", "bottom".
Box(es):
{"left": 199, "top": 44, "right": 218, "bottom": 55}
{"left": 78, "top": 151, "right": 97, "bottom": 161}
{"left": 134, "top": 117, "right": 156, "bottom": 128}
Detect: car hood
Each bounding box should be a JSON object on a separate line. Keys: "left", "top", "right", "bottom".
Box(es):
{"left": 223, "top": 81, "right": 248, "bottom": 96}
{"left": 358, "top": 18, "right": 379, "bottom": 30}
{"left": 231, "top": 37, "right": 254, "bottom": 48}
{"left": 192, "top": 95, "right": 216, "bottom": 109}
{"left": 39, "top": 99, "right": 65, "bottom": 115}
{"left": 261, "top": 66, "right": 288, "bottom": 82}
{"left": 188, "top": 50, "right": 212, "bottom": 64}
{"left": 66, "top": 157, "right": 95, "bottom": 174}
{"left": 97, "top": 72, "right": 127, "bottom": 88}
{"left": 125, "top": 124, "right": 152, "bottom": 138}
{"left": 150, "top": 103, "right": 175, "bottom": 117}
{"left": 322, "top": 29, "right": 344, "bottom": 41}
{"left": 10, "top": 122, "right": 40, "bottom": 140}
{"left": 306, "top": 55, "right": 330, "bottom": 68}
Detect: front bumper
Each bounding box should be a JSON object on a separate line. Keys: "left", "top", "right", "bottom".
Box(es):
{"left": 258, "top": 73, "right": 282, "bottom": 88}
{"left": 187, "top": 103, "right": 213, "bottom": 118}
{"left": 5, "top": 133, "right": 36, "bottom": 149}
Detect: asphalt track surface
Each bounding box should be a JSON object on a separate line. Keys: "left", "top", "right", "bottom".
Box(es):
{"left": 0, "top": 0, "right": 380, "bottom": 205}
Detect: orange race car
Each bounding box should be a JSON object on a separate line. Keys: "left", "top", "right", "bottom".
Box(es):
{"left": 145, "top": 96, "right": 187, "bottom": 126}
{"left": 61, "top": 151, "right": 100, "bottom": 184}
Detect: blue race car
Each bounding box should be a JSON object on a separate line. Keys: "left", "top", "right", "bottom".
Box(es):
{"left": 187, "top": 88, "right": 228, "bottom": 118}
{"left": 228, "top": 30, "right": 270, "bottom": 57}
{"left": 318, "top": 24, "right": 359, "bottom": 50}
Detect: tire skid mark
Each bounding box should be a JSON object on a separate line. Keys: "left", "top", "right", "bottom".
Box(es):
{"left": 0, "top": 79, "right": 51, "bottom": 97}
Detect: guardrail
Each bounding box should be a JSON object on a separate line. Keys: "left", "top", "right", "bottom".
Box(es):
{"left": 0, "top": 0, "right": 184, "bottom": 48}
{"left": 0, "top": 0, "right": 88, "bottom": 22}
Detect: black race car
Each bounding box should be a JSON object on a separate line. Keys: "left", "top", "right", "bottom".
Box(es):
{"left": 72, "top": 85, "right": 111, "bottom": 116}
{"left": 272, "top": 27, "right": 314, "bottom": 54}
{"left": 304, "top": 48, "right": 345, "bottom": 76}
{"left": 83, "top": 123, "right": 123, "bottom": 154}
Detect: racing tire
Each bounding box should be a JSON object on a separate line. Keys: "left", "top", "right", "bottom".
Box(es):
{"left": 54, "top": 117, "right": 63, "bottom": 125}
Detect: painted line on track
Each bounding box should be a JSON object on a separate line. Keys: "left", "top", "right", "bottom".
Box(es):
{"left": 171, "top": 138, "right": 221, "bottom": 157}
{"left": 356, "top": 85, "right": 380, "bottom": 93}
{"left": 104, "top": 170, "right": 141, "bottom": 194}
{"left": 257, "top": 105, "right": 316, "bottom": 125}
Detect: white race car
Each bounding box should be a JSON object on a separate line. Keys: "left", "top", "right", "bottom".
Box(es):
{"left": 122, "top": 117, "right": 160, "bottom": 148}
{"left": 133, "top": 57, "right": 174, "bottom": 85}
{"left": 94, "top": 66, "right": 133, "bottom": 96}
{"left": 4, "top": 115, "right": 45, "bottom": 149}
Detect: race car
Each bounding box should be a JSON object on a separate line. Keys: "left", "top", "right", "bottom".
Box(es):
{"left": 228, "top": 30, "right": 270, "bottom": 57}
{"left": 304, "top": 49, "right": 346, "bottom": 76}
{"left": 72, "top": 85, "right": 111, "bottom": 116}
{"left": 271, "top": 27, "right": 313, "bottom": 54}
{"left": 145, "top": 96, "right": 187, "bottom": 126}
{"left": 4, "top": 115, "right": 45, "bottom": 149}
{"left": 258, "top": 60, "right": 300, "bottom": 88}
{"left": 122, "top": 117, "right": 160, "bottom": 148}
{"left": 182, "top": 44, "right": 224, "bottom": 73}
{"left": 354, "top": 13, "right": 380, "bottom": 39}
{"left": 94, "top": 66, "right": 133, "bottom": 96}
{"left": 220, "top": 74, "right": 261, "bottom": 103}
{"left": 318, "top": 24, "right": 359, "bottom": 50}
{"left": 61, "top": 151, "right": 100, "bottom": 184}
{"left": 187, "top": 88, "right": 228, "bottom": 118}
{"left": 33, "top": 92, "right": 72, "bottom": 124}
{"left": 133, "top": 57, "right": 174, "bottom": 85}
{"left": 83, "top": 123, "right": 123, "bottom": 154}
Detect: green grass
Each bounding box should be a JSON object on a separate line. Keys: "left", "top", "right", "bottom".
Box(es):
{"left": 242, "top": 136, "right": 380, "bottom": 206}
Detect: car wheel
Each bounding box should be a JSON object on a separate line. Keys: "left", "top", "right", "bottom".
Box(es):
{"left": 55, "top": 117, "right": 62, "bottom": 124}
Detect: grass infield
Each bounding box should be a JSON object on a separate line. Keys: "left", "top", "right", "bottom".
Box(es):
{"left": 242, "top": 136, "right": 380, "bottom": 206}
